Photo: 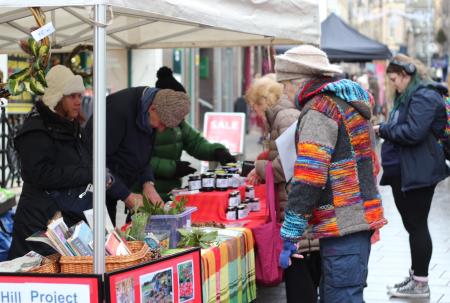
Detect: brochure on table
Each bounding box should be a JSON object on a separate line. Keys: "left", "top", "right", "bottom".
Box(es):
{"left": 105, "top": 248, "right": 202, "bottom": 303}
{"left": 0, "top": 273, "right": 102, "bottom": 302}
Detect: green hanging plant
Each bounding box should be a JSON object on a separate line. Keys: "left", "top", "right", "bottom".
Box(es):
{"left": 7, "top": 7, "right": 51, "bottom": 96}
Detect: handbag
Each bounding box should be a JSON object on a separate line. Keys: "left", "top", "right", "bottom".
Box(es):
{"left": 46, "top": 184, "right": 93, "bottom": 220}
{"left": 252, "top": 162, "right": 284, "bottom": 286}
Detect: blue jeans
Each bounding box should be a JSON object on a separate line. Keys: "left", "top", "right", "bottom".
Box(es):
{"left": 319, "top": 231, "right": 372, "bottom": 303}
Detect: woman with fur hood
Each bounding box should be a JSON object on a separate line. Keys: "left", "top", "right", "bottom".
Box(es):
{"left": 245, "top": 74, "right": 321, "bottom": 303}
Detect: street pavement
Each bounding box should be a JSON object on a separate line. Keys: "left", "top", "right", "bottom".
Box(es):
{"left": 241, "top": 129, "right": 450, "bottom": 303}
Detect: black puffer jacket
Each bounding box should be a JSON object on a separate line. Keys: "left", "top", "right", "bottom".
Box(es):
{"left": 8, "top": 101, "right": 91, "bottom": 259}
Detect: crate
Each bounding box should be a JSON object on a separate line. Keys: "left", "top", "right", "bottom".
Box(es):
{"left": 146, "top": 207, "right": 197, "bottom": 248}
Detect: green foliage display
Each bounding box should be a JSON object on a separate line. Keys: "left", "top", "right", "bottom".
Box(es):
{"left": 177, "top": 228, "right": 218, "bottom": 249}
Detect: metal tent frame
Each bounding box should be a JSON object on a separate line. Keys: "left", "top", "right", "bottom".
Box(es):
{"left": 0, "top": 0, "right": 320, "bottom": 274}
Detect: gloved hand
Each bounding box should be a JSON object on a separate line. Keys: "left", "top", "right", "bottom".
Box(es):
{"left": 214, "top": 148, "right": 236, "bottom": 165}
{"left": 175, "top": 161, "right": 197, "bottom": 178}
{"left": 279, "top": 240, "right": 298, "bottom": 269}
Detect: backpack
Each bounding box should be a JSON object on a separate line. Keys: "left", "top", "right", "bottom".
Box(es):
{"left": 441, "top": 97, "right": 450, "bottom": 160}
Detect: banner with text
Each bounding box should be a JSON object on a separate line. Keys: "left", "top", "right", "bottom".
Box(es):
{"left": 0, "top": 274, "right": 102, "bottom": 302}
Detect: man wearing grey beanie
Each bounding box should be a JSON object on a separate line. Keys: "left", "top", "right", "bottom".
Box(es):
{"left": 86, "top": 87, "right": 190, "bottom": 224}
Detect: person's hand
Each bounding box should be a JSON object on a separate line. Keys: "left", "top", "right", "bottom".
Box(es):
{"left": 279, "top": 240, "right": 304, "bottom": 269}
{"left": 143, "top": 181, "right": 163, "bottom": 204}
{"left": 373, "top": 124, "right": 381, "bottom": 136}
{"left": 214, "top": 148, "right": 236, "bottom": 165}
{"left": 175, "top": 161, "right": 197, "bottom": 178}
{"left": 247, "top": 168, "right": 262, "bottom": 185}
{"left": 125, "top": 193, "right": 143, "bottom": 210}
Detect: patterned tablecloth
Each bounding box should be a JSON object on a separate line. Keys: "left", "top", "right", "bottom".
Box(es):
{"left": 201, "top": 228, "right": 256, "bottom": 303}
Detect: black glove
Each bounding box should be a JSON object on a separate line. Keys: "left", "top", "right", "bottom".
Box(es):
{"left": 214, "top": 148, "right": 236, "bottom": 165}
{"left": 175, "top": 161, "right": 197, "bottom": 178}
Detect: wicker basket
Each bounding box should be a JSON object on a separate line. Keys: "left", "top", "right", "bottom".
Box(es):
{"left": 29, "top": 254, "right": 60, "bottom": 274}
{"left": 59, "top": 241, "right": 155, "bottom": 274}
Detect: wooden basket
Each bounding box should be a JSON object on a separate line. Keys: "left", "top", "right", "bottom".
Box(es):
{"left": 29, "top": 254, "right": 60, "bottom": 274}
{"left": 59, "top": 241, "right": 155, "bottom": 274}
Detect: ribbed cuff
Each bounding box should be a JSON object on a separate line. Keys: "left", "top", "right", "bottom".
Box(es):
{"left": 280, "top": 210, "right": 308, "bottom": 242}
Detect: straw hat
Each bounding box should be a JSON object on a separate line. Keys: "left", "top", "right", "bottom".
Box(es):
{"left": 275, "top": 45, "right": 342, "bottom": 81}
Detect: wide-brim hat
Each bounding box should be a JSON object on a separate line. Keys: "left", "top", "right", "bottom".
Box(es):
{"left": 275, "top": 45, "right": 342, "bottom": 81}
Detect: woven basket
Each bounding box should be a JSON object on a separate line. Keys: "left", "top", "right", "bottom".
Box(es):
{"left": 29, "top": 254, "right": 60, "bottom": 274}
{"left": 59, "top": 241, "right": 155, "bottom": 274}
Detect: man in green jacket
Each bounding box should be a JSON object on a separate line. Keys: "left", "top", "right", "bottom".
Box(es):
{"left": 151, "top": 67, "right": 235, "bottom": 201}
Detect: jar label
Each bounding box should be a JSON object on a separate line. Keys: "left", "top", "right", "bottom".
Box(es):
{"left": 189, "top": 180, "right": 202, "bottom": 190}
{"left": 238, "top": 208, "right": 248, "bottom": 219}
{"left": 245, "top": 191, "right": 255, "bottom": 199}
{"left": 226, "top": 211, "right": 236, "bottom": 220}
{"left": 228, "top": 196, "right": 239, "bottom": 207}
{"left": 202, "top": 178, "right": 214, "bottom": 188}
{"left": 216, "top": 178, "right": 228, "bottom": 188}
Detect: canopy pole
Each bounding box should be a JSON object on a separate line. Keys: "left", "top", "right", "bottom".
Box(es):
{"left": 213, "top": 48, "right": 222, "bottom": 112}
{"left": 93, "top": 4, "right": 107, "bottom": 275}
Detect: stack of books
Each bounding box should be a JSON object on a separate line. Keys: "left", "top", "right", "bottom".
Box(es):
{"left": 27, "top": 213, "right": 131, "bottom": 257}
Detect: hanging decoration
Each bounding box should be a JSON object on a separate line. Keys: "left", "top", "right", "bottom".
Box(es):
{"left": 7, "top": 7, "right": 51, "bottom": 96}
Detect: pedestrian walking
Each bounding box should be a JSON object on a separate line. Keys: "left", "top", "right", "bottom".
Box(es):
{"left": 374, "top": 54, "right": 450, "bottom": 298}
{"left": 276, "top": 45, "right": 387, "bottom": 303}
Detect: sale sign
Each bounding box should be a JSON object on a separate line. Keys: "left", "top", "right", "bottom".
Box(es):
{"left": 203, "top": 113, "right": 246, "bottom": 155}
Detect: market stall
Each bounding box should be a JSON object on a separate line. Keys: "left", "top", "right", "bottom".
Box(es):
{"left": 0, "top": 1, "right": 319, "bottom": 302}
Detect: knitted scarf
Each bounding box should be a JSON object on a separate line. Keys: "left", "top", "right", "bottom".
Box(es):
{"left": 138, "top": 87, "right": 159, "bottom": 134}
{"left": 297, "top": 77, "right": 370, "bottom": 109}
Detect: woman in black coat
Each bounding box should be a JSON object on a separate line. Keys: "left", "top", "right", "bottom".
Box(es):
{"left": 374, "top": 55, "right": 449, "bottom": 298}
{"left": 8, "top": 65, "right": 91, "bottom": 259}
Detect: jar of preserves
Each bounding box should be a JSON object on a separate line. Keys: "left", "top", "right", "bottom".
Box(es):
{"left": 226, "top": 206, "right": 237, "bottom": 220}
{"left": 215, "top": 173, "right": 229, "bottom": 191}
{"left": 188, "top": 175, "right": 201, "bottom": 191}
{"left": 245, "top": 185, "right": 255, "bottom": 199}
{"left": 201, "top": 173, "right": 215, "bottom": 192}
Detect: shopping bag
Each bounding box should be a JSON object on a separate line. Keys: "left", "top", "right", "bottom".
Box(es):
{"left": 252, "top": 162, "right": 284, "bottom": 286}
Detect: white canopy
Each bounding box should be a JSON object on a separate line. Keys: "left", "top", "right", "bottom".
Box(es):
{"left": 0, "top": 0, "right": 319, "bottom": 52}
{"left": 0, "top": 1, "right": 319, "bottom": 274}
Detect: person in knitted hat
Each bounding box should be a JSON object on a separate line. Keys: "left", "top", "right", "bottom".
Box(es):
{"left": 149, "top": 66, "right": 235, "bottom": 201}
{"left": 9, "top": 65, "right": 93, "bottom": 258}
{"left": 275, "top": 45, "right": 386, "bottom": 302}
{"left": 85, "top": 85, "right": 190, "bottom": 224}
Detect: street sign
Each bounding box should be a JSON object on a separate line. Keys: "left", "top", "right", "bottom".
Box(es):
{"left": 203, "top": 112, "right": 246, "bottom": 155}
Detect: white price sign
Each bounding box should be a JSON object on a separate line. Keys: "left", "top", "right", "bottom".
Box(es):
{"left": 31, "top": 22, "right": 55, "bottom": 42}
{"left": 0, "top": 283, "right": 90, "bottom": 302}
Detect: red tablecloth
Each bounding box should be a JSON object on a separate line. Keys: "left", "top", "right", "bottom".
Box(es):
{"left": 177, "top": 184, "right": 268, "bottom": 229}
